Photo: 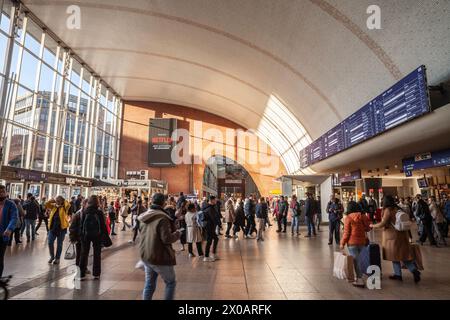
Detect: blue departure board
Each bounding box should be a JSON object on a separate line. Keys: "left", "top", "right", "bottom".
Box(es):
{"left": 323, "top": 123, "right": 345, "bottom": 158}
{"left": 299, "top": 66, "right": 429, "bottom": 169}
{"left": 343, "top": 103, "right": 376, "bottom": 148}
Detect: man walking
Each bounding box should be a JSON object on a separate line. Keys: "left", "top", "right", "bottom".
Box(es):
{"left": 22, "top": 193, "right": 40, "bottom": 242}
{"left": 139, "top": 193, "right": 180, "bottom": 300}
{"left": 327, "top": 196, "right": 343, "bottom": 245}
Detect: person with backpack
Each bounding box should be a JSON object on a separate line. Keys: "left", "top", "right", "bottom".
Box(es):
{"left": 340, "top": 201, "right": 371, "bottom": 287}
{"left": 79, "top": 195, "right": 109, "bottom": 280}
{"left": 45, "top": 196, "right": 71, "bottom": 265}
{"left": 224, "top": 198, "right": 235, "bottom": 239}
{"left": 22, "top": 193, "right": 40, "bottom": 242}
{"left": 69, "top": 199, "right": 90, "bottom": 275}
{"left": 232, "top": 198, "right": 246, "bottom": 239}
{"left": 255, "top": 197, "right": 268, "bottom": 241}
{"left": 327, "top": 196, "right": 343, "bottom": 245}
{"left": 290, "top": 195, "right": 301, "bottom": 236}
{"left": 185, "top": 203, "right": 204, "bottom": 257}
{"left": 415, "top": 194, "right": 437, "bottom": 246}
{"left": 370, "top": 195, "right": 421, "bottom": 283}
{"left": 107, "top": 201, "right": 117, "bottom": 236}
{"left": 138, "top": 193, "right": 180, "bottom": 300}
{"left": 120, "top": 199, "right": 131, "bottom": 231}
{"left": 203, "top": 196, "right": 221, "bottom": 262}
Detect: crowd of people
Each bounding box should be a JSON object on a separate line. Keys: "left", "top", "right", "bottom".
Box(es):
{"left": 1, "top": 185, "right": 450, "bottom": 299}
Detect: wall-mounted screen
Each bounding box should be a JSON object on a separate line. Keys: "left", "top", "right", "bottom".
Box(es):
{"left": 148, "top": 118, "right": 177, "bottom": 167}
{"left": 300, "top": 66, "right": 430, "bottom": 168}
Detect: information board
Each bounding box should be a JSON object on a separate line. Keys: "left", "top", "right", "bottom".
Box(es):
{"left": 402, "top": 148, "right": 450, "bottom": 173}
{"left": 300, "top": 66, "right": 429, "bottom": 168}
{"left": 148, "top": 118, "right": 177, "bottom": 167}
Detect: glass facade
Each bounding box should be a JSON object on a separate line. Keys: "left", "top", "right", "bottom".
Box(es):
{"left": 257, "top": 95, "right": 314, "bottom": 175}
{"left": 0, "top": 1, "right": 122, "bottom": 182}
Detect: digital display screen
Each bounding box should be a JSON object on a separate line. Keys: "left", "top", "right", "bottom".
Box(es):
{"left": 300, "top": 66, "right": 429, "bottom": 168}
{"left": 148, "top": 118, "right": 177, "bottom": 167}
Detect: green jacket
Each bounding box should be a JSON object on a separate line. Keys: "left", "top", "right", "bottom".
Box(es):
{"left": 138, "top": 207, "right": 179, "bottom": 266}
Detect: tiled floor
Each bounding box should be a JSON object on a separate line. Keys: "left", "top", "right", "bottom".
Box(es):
{"left": 4, "top": 220, "right": 450, "bottom": 300}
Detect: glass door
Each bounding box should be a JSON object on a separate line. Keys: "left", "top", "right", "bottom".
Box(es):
{"left": 10, "top": 183, "right": 24, "bottom": 199}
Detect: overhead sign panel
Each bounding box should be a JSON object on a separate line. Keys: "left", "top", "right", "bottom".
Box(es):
{"left": 300, "top": 66, "right": 430, "bottom": 168}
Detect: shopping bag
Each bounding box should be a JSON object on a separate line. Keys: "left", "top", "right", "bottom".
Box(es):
{"left": 64, "top": 243, "right": 76, "bottom": 260}
{"left": 410, "top": 243, "right": 424, "bottom": 270}
{"left": 333, "top": 251, "right": 355, "bottom": 281}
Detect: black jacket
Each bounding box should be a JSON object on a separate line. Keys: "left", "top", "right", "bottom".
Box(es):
{"left": 417, "top": 199, "right": 432, "bottom": 222}
{"left": 234, "top": 204, "right": 245, "bottom": 226}
{"left": 203, "top": 204, "right": 220, "bottom": 233}
{"left": 305, "top": 198, "right": 314, "bottom": 217}
{"left": 23, "top": 199, "right": 40, "bottom": 220}
{"left": 80, "top": 206, "right": 108, "bottom": 240}
{"left": 256, "top": 202, "right": 268, "bottom": 219}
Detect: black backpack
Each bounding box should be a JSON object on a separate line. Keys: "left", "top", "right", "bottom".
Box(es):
{"left": 82, "top": 212, "right": 101, "bottom": 239}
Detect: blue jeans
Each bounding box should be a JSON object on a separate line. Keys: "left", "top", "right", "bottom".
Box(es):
{"left": 291, "top": 216, "right": 300, "bottom": 234}
{"left": 48, "top": 229, "right": 67, "bottom": 260}
{"left": 24, "top": 219, "right": 36, "bottom": 240}
{"left": 347, "top": 245, "right": 366, "bottom": 278}
{"left": 393, "top": 260, "right": 418, "bottom": 277}
{"left": 305, "top": 215, "right": 316, "bottom": 236}
{"left": 143, "top": 262, "right": 176, "bottom": 300}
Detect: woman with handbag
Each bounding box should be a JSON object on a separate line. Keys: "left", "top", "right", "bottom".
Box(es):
{"left": 340, "top": 201, "right": 371, "bottom": 287}
{"left": 370, "top": 195, "right": 421, "bottom": 283}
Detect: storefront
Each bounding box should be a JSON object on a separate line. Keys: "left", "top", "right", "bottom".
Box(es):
{"left": 0, "top": 166, "right": 93, "bottom": 199}
{"left": 150, "top": 180, "right": 168, "bottom": 195}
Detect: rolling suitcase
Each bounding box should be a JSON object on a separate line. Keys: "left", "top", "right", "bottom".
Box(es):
{"left": 358, "top": 230, "right": 382, "bottom": 276}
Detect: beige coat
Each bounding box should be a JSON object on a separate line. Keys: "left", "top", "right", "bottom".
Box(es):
{"left": 429, "top": 202, "right": 445, "bottom": 223}
{"left": 373, "top": 207, "right": 413, "bottom": 262}
{"left": 185, "top": 211, "right": 203, "bottom": 243}
{"left": 224, "top": 200, "right": 235, "bottom": 223}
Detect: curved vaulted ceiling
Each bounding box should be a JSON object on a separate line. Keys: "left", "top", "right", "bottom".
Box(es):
{"left": 22, "top": 0, "right": 450, "bottom": 173}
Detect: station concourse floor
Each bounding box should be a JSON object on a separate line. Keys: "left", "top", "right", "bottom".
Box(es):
{"left": 4, "top": 219, "right": 450, "bottom": 300}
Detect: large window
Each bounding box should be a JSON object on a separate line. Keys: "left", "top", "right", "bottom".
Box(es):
{"left": 0, "top": 1, "right": 122, "bottom": 180}
{"left": 257, "top": 95, "right": 315, "bottom": 175}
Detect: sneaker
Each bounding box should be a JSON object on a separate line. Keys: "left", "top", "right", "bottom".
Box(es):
{"left": 93, "top": 276, "right": 100, "bottom": 280}
{"left": 211, "top": 254, "right": 219, "bottom": 260}
{"left": 135, "top": 260, "right": 145, "bottom": 270}
{"left": 203, "top": 257, "right": 215, "bottom": 262}
{"left": 128, "top": 240, "right": 134, "bottom": 244}
{"left": 188, "top": 253, "right": 195, "bottom": 258}
{"left": 52, "top": 259, "right": 60, "bottom": 265}
{"left": 328, "top": 242, "right": 333, "bottom": 245}
{"left": 48, "top": 258, "right": 54, "bottom": 264}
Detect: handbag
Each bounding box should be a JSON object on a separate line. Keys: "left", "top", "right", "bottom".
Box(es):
{"left": 101, "top": 233, "right": 113, "bottom": 248}
{"left": 333, "top": 251, "right": 355, "bottom": 282}
{"left": 64, "top": 243, "right": 76, "bottom": 260}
